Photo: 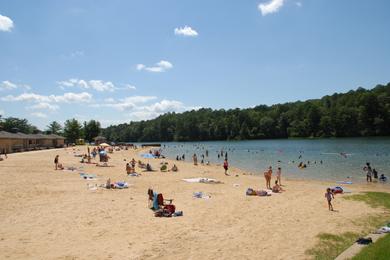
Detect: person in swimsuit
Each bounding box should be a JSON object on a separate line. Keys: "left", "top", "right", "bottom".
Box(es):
{"left": 54, "top": 155, "right": 59, "bottom": 170}
{"left": 264, "top": 166, "right": 272, "bottom": 189}
{"left": 276, "top": 167, "right": 282, "bottom": 186}
{"left": 223, "top": 159, "right": 229, "bottom": 176}
{"left": 325, "top": 188, "right": 334, "bottom": 211}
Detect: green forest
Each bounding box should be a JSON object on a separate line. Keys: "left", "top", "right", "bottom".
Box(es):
{"left": 102, "top": 82, "right": 390, "bottom": 142}
{"left": 1, "top": 82, "right": 389, "bottom": 143}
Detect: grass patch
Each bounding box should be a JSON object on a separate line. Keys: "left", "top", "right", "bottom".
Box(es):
{"left": 352, "top": 233, "right": 390, "bottom": 260}
{"left": 344, "top": 192, "right": 390, "bottom": 210}
{"left": 306, "top": 232, "right": 359, "bottom": 260}
{"left": 306, "top": 192, "right": 390, "bottom": 260}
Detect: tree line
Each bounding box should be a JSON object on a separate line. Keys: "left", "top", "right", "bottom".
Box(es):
{"left": 1, "top": 82, "right": 389, "bottom": 143}
{"left": 103, "top": 82, "right": 390, "bottom": 142}
{"left": 0, "top": 117, "right": 101, "bottom": 144}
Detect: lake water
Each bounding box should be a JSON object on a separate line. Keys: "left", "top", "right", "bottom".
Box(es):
{"left": 156, "top": 138, "right": 390, "bottom": 184}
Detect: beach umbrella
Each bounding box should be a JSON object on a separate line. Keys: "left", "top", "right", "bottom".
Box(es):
{"left": 100, "top": 143, "right": 110, "bottom": 147}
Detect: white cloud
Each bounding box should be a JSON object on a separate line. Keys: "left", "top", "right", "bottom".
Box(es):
{"left": 29, "top": 102, "right": 59, "bottom": 111}
{"left": 258, "top": 0, "right": 285, "bottom": 16}
{"left": 0, "top": 109, "right": 4, "bottom": 116}
{"left": 129, "top": 100, "right": 200, "bottom": 120}
{"left": 174, "top": 26, "right": 198, "bottom": 37}
{"left": 0, "top": 80, "right": 31, "bottom": 91}
{"left": 115, "top": 84, "right": 137, "bottom": 91}
{"left": 296, "top": 2, "right": 302, "bottom": 7}
{"left": 136, "top": 60, "right": 173, "bottom": 73}
{"left": 101, "top": 96, "right": 158, "bottom": 111}
{"left": 61, "top": 50, "right": 85, "bottom": 60}
{"left": 0, "top": 80, "right": 17, "bottom": 90}
{"left": 0, "top": 14, "right": 13, "bottom": 32}
{"left": 1, "top": 92, "right": 92, "bottom": 103}
{"left": 30, "top": 112, "right": 47, "bottom": 118}
{"left": 58, "top": 79, "right": 115, "bottom": 92}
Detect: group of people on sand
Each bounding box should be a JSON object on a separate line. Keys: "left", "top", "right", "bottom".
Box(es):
{"left": 126, "top": 158, "right": 179, "bottom": 175}
{"left": 264, "top": 166, "right": 283, "bottom": 193}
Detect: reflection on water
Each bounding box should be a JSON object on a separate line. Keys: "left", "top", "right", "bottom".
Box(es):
{"left": 156, "top": 138, "right": 390, "bottom": 184}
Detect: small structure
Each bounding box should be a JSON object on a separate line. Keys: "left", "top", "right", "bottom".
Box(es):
{"left": 94, "top": 136, "right": 107, "bottom": 145}
{"left": 0, "top": 131, "right": 65, "bottom": 154}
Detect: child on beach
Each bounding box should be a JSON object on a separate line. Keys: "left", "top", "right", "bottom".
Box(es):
{"left": 325, "top": 188, "right": 334, "bottom": 211}
{"left": 276, "top": 167, "right": 282, "bottom": 186}
{"left": 223, "top": 159, "right": 229, "bottom": 176}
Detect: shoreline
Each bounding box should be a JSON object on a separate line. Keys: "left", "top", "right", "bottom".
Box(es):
{"left": 0, "top": 146, "right": 389, "bottom": 259}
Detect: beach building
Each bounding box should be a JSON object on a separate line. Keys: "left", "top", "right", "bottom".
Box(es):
{"left": 0, "top": 131, "right": 65, "bottom": 153}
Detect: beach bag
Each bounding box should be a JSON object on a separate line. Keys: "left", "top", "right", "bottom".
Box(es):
{"left": 356, "top": 237, "right": 372, "bottom": 245}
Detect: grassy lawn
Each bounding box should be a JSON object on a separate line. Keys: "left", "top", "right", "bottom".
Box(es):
{"left": 352, "top": 233, "right": 390, "bottom": 260}
{"left": 306, "top": 192, "right": 390, "bottom": 260}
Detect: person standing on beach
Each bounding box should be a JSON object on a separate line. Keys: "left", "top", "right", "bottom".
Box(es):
{"left": 54, "top": 155, "right": 59, "bottom": 170}
{"left": 325, "top": 188, "right": 334, "bottom": 211}
{"left": 264, "top": 166, "right": 272, "bottom": 189}
{"left": 276, "top": 167, "right": 282, "bottom": 186}
{"left": 364, "top": 162, "right": 372, "bottom": 182}
{"left": 193, "top": 154, "right": 198, "bottom": 165}
{"left": 223, "top": 159, "right": 229, "bottom": 176}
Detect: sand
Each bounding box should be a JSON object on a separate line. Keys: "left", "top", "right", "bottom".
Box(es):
{"left": 0, "top": 146, "right": 389, "bottom": 260}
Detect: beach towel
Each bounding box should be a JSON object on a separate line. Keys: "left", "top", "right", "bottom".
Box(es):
{"left": 182, "top": 178, "right": 221, "bottom": 184}
{"left": 114, "top": 182, "right": 128, "bottom": 189}
{"left": 193, "top": 191, "right": 211, "bottom": 199}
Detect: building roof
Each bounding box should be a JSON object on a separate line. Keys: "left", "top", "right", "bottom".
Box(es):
{"left": 0, "top": 131, "right": 65, "bottom": 140}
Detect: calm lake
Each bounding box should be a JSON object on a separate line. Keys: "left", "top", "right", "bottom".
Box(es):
{"left": 156, "top": 138, "right": 390, "bottom": 184}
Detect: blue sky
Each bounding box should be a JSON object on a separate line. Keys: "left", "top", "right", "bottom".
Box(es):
{"left": 1, "top": 0, "right": 389, "bottom": 129}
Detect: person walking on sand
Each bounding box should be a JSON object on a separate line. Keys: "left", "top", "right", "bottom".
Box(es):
{"left": 54, "top": 155, "right": 60, "bottom": 170}
{"left": 276, "top": 167, "right": 282, "bottom": 186}
{"left": 325, "top": 188, "right": 335, "bottom": 211}
{"left": 223, "top": 159, "right": 229, "bottom": 176}
{"left": 264, "top": 166, "right": 272, "bottom": 189}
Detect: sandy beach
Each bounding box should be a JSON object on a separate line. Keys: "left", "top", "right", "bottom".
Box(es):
{"left": 0, "top": 147, "right": 389, "bottom": 260}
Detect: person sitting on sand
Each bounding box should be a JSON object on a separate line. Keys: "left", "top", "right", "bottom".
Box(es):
{"left": 106, "top": 178, "right": 111, "bottom": 189}
{"left": 171, "top": 164, "right": 178, "bottom": 172}
{"left": 138, "top": 160, "right": 146, "bottom": 168}
{"left": 264, "top": 166, "right": 272, "bottom": 189}
{"left": 325, "top": 188, "right": 334, "bottom": 211}
{"left": 272, "top": 180, "right": 284, "bottom": 193}
{"left": 126, "top": 163, "right": 132, "bottom": 175}
{"left": 146, "top": 163, "right": 153, "bottom": 171}
{"left": 131, "top": 158, "right": 136, "bottom": 168}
